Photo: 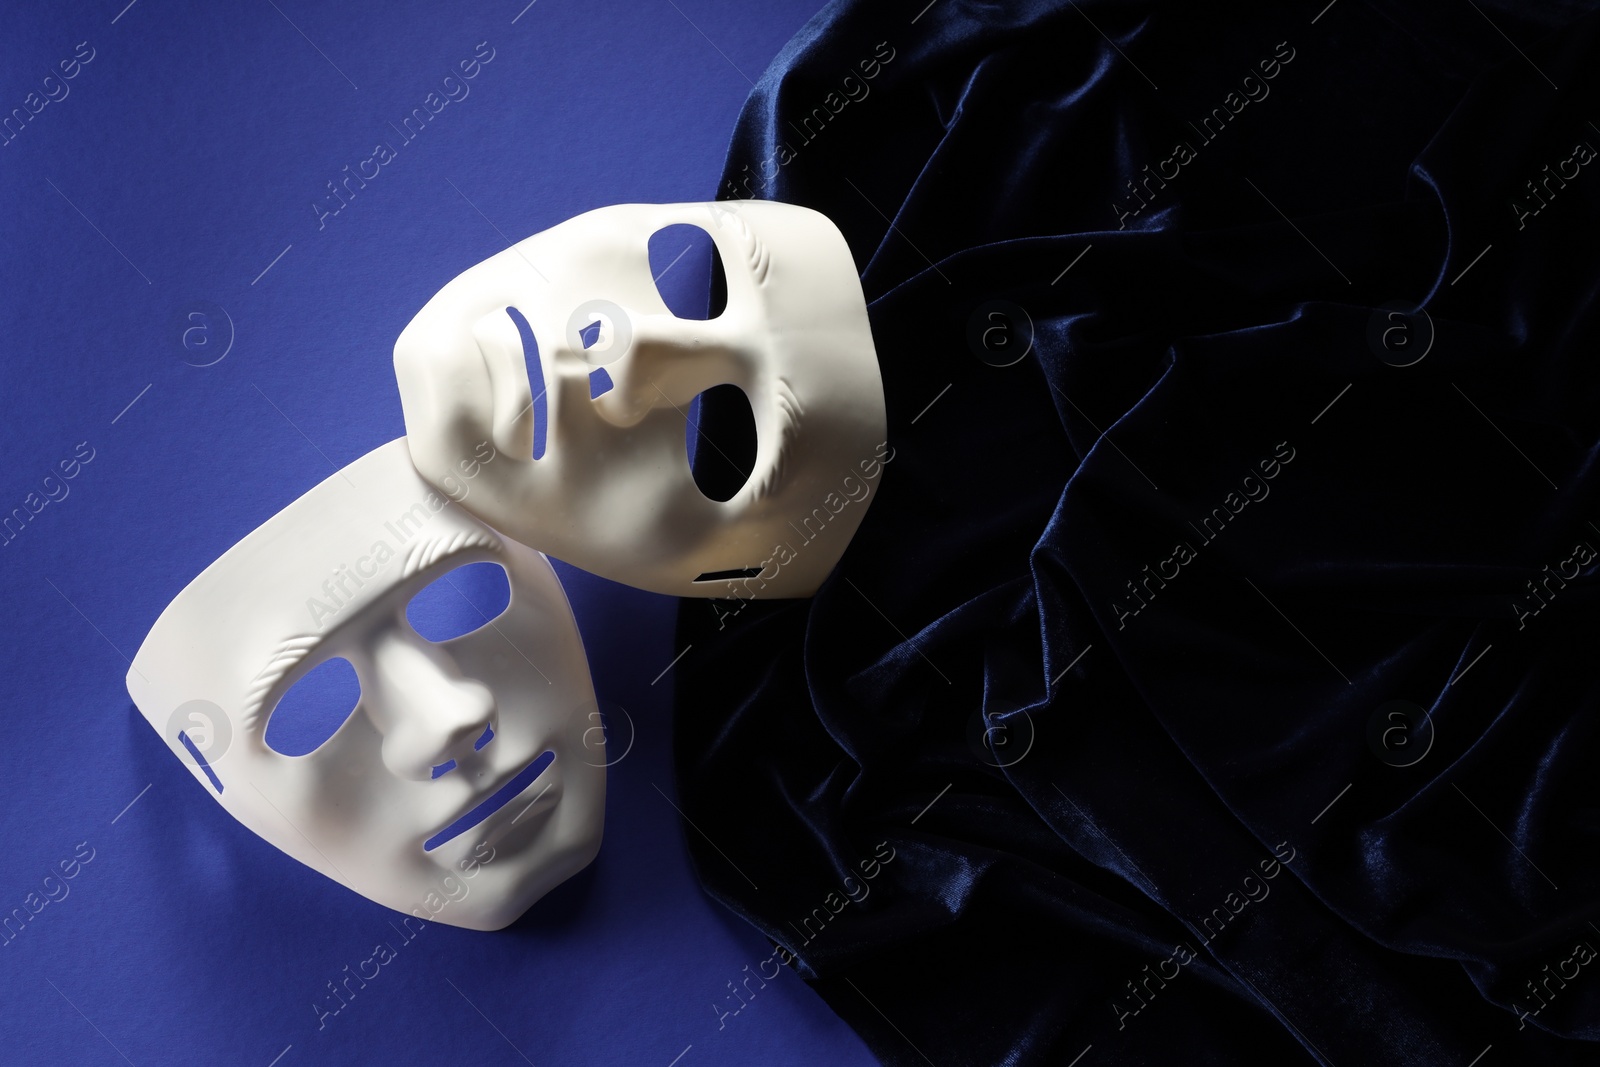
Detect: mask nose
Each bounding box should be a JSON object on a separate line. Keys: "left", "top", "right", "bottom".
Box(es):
{"left": 592, "top": 313, "right": 742, "bottom": 425}
{"left": 363, "top": 626, "right": 496, "bottom": 780}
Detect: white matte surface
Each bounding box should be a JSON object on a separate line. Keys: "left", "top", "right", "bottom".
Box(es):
{"left": 126, "top": 439, "right": 603, "bottom": 930}
{"left": 394, "top": 200, "right": 888, "bottom": 599}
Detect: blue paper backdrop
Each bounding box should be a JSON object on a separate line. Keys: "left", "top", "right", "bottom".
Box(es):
{"left": 0, "top": 1, "right": 876, "bottom": 1064}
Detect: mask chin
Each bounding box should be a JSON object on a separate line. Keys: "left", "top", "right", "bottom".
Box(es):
{"left": 393, "top": 200, "right": 888, "bottom": 599}
{"left": 127, "top": 439, "right": 604, "bottom": 931}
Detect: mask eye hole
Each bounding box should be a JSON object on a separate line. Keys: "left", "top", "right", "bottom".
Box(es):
{"left": 265, "top": 657, "right": 361, "bottom": 756}
{"left": 405, "top": 561, "right": 512, "bottom": 642}
{"left": 686, "top": 383, "right": 757, "bottom": 501}
{"left": 648, "top": 224, "right": 727, "bottom": 320}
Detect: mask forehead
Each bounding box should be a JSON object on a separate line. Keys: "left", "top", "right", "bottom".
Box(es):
{"left": 128, "top": 440, "right": 495, "bottom": 732}
{"left": 524, "top": 203, "right": 702, "bottom": 320}
{"left": 394, "top": 200, "right": 887, "bottom": 599}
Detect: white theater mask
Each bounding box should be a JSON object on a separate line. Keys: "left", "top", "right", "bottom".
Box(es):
{"left": 392, "top": 200, "right": 888, "bottom": 599}
{"left": 126, "top": 439, "right": 604, "bottom": 931}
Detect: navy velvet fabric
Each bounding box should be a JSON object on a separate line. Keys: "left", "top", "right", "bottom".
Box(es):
{"left": 675, "top": 1, "right": 1600, "bottom": 1063}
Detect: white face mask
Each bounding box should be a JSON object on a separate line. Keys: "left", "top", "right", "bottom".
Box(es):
{"left": 393, "top": 200, "right": 888, "bottom": 599}
{"left": 126, "top": 439, "right": 603, "bottom": 931}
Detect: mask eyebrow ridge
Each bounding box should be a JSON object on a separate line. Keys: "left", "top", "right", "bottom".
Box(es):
{"left": 242, "top": 633, "right": 320, "bottom": 733}
{"left": 753, "top": 375, "right": 802, "bottom": 501}
{"left": 399, "top": 528, "right": 501, "bottom": 582}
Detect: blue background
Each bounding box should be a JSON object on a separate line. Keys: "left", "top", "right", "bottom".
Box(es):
{"left": 0, "top": 1, "right": 877, "bottom": 1064}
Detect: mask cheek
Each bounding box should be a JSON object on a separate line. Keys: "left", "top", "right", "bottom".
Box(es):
{"left": 439, "top": 473, "right": 469, "bottom": 501}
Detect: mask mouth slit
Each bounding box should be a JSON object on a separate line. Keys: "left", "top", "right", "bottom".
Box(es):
{"left": 505, "top": 306, "right": 547, "bottom": 460}
{"left": 423, "top": 750, "right": 555, "bottom": 852}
